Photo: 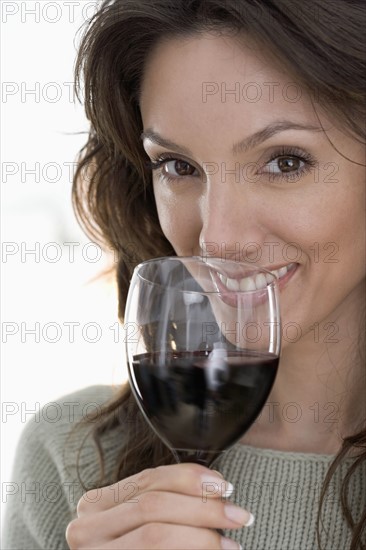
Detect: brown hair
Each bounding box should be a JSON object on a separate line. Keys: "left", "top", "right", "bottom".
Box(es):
{"left": 71, "top": 1, "right": 365, "bottom": 548}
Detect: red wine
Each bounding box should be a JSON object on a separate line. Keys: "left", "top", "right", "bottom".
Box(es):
{"left": 131, "top": 350, "right": 278, "bottom": 462}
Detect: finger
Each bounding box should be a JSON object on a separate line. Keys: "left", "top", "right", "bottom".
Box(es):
{"left": 77, "top": 463, "right": 231, "bottom": 515}
{"left": 94, "top": 523, "right": 240, "bottom": 550}
{"left": 72, "top": 491, "right": 253, "bottom": 543}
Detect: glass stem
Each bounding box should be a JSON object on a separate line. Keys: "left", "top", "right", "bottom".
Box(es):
{"left": 171, "top": 448, "right": 224, "bottom": 467}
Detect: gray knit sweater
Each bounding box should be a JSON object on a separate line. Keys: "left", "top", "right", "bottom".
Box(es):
{"left": 2, "top": 385, "right": 365, "bottom": 550}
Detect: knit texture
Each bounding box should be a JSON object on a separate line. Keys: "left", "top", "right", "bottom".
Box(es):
{"left": 2, "top": 385, "right": 365, "bottom": 550}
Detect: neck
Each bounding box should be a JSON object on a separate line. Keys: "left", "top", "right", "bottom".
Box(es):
{"left": 241, "top": 285, "right": 365, "bottom": 455}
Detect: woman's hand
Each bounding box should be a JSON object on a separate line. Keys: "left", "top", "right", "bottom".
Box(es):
{"left": 66, "top": 463, "right": 253, "bottom": 549}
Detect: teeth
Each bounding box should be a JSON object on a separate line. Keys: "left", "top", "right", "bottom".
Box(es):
{"left": 271, "top": 264, "right": 292, "bottom": 280}
{"left": 265, "top": 273, "right": 273, "bottom": 284}
{"left": 240, "top": 276, "right": 256, "bottom": 291}
{"left": 255, "top": 273, "right": 267, "bottom": 290}
{"left": 218, "top": 263, "right": 295, "bottom": 292}
{"left": 226, "top": 278, "right": 239, "bottom": 291}
{"left": 278, "top": 266, "right": 287, "bottom": 278}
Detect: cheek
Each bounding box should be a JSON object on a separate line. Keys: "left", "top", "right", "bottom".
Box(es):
{"left": 307, "top": 193, "right": 365, "bottom": 267}
{"left": 274, "top": 171, "right": 365, "bottom": 267}
{"left": 153, "top": 184, "right": 202, "bottom": 254}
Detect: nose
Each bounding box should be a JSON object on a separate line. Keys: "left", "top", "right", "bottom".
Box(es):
{"left": 199, "top": 177, "right": 265, "bottom": 263}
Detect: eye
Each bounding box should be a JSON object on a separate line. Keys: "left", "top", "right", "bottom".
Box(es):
{"left": 148, "top": 155, "right": 200, "bottom": 182}
{"left": 163, "top": 159, "right": 198, "bottom": 177}
{"left": 265, "top": 155, "right": 304, "bottom": 174}
{"left": 259, "top": 146, "right": 317, "bottom": 181}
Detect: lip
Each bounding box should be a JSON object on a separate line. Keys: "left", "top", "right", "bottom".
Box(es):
{"left": 211, "top": 263, "right": 298, "bottom": 307}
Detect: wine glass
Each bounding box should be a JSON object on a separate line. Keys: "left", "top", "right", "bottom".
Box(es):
{"left": 125, "top": 256, "right": 281, "bottom": 467}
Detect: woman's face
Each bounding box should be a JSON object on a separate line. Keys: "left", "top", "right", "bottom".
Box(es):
{"left": 139, "top": 34, "right": 365, "bottom": 343}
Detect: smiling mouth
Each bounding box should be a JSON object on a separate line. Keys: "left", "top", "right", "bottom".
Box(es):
{"left": 216, "top": 262, "right": 298, "bottom": 291}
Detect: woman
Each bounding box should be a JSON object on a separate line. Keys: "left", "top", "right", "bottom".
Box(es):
{"left": 3, "top": 0, "right": 365, "bottom": 549}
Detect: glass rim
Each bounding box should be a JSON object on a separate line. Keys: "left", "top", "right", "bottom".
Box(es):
{"left": 133, "top": 255, "right": 279, "bottom": 295}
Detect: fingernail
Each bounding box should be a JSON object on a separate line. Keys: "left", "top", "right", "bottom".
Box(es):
{"left": 201, "top": 474, "right": 226, "bottom": 485}
{"left": 222, "top": 481, "right": 234, "bottom": 497}
{"left": 211, "top": 469, "right": 224, "bottom": 478}
{"left": 201, "top": 475, "right": 234, "bottom": 497}
{"left": 224, "top": 504, "right": 255, "bottom": 527}
{"left": 221, "top": 536, "right": 243, "bottom": 550}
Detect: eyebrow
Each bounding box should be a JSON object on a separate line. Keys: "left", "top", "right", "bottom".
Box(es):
{"left": 141, "top": 121, "right": 322, "bottom": 157}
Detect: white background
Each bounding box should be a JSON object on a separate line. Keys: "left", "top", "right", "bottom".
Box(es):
{"left": 1, "top": 0, "right": 128, "bottom": 529}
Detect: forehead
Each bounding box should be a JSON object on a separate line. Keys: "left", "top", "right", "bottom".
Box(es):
{"left": 139, "top": 33, "right": 318, "bottom": 147}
